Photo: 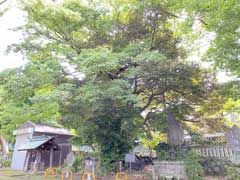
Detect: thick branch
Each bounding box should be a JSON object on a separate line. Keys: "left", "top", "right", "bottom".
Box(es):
{"left": 107, "top": 61, "right": 138, "bottom": 80}
{"left": 167, "top": 11, "right": 208, "bottom": 25}
{"left": 181, "top": 119, "right": 200, "bottom": 122}
{"left": 133, "top": 76, "right": 138, "bottom": 94}
{"left": 141, "top": 92, "right": 155, "bottom": 111}
{"left": 158, "top": 6, "right": 208, "bottom": 25}
{"left": 0, "top": 0, "right": 7, "bottom": 6}
{"left": 143, "top": 112, "right": 152, "bottom": 126}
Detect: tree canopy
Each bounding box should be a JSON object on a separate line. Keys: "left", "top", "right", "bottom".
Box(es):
{"left": 0, "top": 0, "right": 239, "bottom": 169}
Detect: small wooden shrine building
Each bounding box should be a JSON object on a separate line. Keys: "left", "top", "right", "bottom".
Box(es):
{"left": 11, "top": 121, "right": 72, "bottom": 172}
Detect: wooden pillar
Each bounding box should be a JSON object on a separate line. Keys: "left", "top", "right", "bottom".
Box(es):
{"left": 59, "top": 145, "right": 62, "bottom": 168}
{"left": 23, "top": 151, "right": 30, "bottom": 171}
{"left": 34, "top": 150, "right": 41, "bottom": 172}
{"left": 50, "top": 148, "right": 53, "bottom": 168}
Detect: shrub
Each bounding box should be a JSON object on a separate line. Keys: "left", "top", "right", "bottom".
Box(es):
{"left": 184, "top": 151, "right": 204, "bottom": 180}
{"left": 156, "top": 143, "right": 190, "bottom": 160}
{"left": 225, "top": 164, "right": 240, "bottom": 180}
{"left": 3, "top": 159, "right": 11, "bottom": 167}
{"left": 72, "top": 155, "right": 84, "bottom": 172}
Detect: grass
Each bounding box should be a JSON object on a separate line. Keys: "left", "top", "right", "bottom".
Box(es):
{"left": 0, "top": 168, "right": 44, "bottom": 180}
{"left": 0, "top": 168, "right": 82, "bottom": 180}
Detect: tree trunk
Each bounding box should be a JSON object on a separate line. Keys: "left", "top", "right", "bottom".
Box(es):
{"left": 167, "top": 112, "right": 184, "bottom": 146}
{"left": 0, "top": 136, "right": 9, "bottom": 154}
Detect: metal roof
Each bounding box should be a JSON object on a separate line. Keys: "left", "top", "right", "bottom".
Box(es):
{"left": 34, "top": 124, "right": 72, "bottom": 136}
{"left": 14, "top": 121, "right": 72, "bottom": 136}
{"left": 18, "top": 136, "right": 53, "bottom": 151}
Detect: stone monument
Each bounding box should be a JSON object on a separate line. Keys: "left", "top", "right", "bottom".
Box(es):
{"left": 226, "top": 125, "right": 240, "bottom": 164}
{"left": 84, "top": 157, "right": 95, "bottom": 180}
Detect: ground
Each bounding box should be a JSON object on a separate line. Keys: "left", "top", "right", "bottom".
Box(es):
{"left": 0, "top": 168, "right": 226, "bottom": 180}
{"left": 0, "top": 168, "right": 43, "bottom": 180}
{"left": 0, "top": 168, "right": 147, "bottom": 180}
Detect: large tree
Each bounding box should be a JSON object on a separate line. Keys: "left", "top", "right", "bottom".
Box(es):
{"left": 0, "top": 0, "right": 231, "bottom": 169}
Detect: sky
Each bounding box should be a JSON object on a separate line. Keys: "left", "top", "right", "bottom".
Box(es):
{"left": 0, "top": 1, "right": 233, "bottom": 83}
{"left": 0, "top": 2, "right": 25, "bottom": 71}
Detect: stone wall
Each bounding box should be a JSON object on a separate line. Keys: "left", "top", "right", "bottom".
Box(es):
{"left": 153, "top": 161, "right": 187, "bottom": 180}
{"left": 200, "top": 158, "right": 225, "bottom": 176}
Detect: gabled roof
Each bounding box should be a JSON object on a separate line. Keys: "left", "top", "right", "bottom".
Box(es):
{"left": 14, "top": 121, "right": 72, "bottom": 136}
{"left": 34, "top": 124, "right": 72, "bottom": 136}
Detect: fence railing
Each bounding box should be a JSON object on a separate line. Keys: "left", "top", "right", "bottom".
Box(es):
{"left": 192, "top": 145, "right": 233, "bottom": 160}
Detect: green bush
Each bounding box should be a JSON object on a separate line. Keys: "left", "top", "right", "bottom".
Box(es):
{"left": 184, "top": 151, "right": 204, "bottom": 180}
{"left": 3, "top": 159, "right": 11, "bottom": 167}
{"left": 156, "top": 144, "right": 189, "bottom": 161}
{"left": 225, "top": 164, "right": 240, "bottom": 180}
{"left": 72, "top": 155, "right": 84, "bottom": 172}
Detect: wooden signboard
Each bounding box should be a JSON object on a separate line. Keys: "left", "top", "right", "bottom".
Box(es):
{"left": 125, "top": 153, "right": 136, "bottom": 163}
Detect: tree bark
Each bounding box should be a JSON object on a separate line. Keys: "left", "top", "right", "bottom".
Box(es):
{"left": 0, "top": 136, "right": 8, "bottom": 155}
{"left": 167, "top": 112, "right": 184, "bottom": 146}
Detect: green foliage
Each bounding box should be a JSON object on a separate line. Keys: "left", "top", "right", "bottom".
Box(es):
{"left": 225, "top": 164, "right": 240, "bottom": 180}
{"left": 172, "top": 0, "right": 240, "bottom": 77}
{"left": 72, "top": 155, "right": 84, "bottom": 172}
{"left": 156, "top": 144, "right": 188, "bottom": 161}
{"left": 0, "top": 155, "right": 11, "bottom": 168}
{"left": 61, "top": 80, "right": 143, "bottom": 170}
{"left": 0, "top": 59, "right": 67, "bottom": 140}
{"left": 184, "top": 151, "right": 204, "bottom": 180}
{"left": 3, "top": 159, "right": 11, "bottom": 167}
{"left": 1, "top": 0, "right": 233, "bottom": 171}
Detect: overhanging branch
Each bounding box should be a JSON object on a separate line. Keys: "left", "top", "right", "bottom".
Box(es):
{"left": 107, "top": 61, "right": 138, "bottom": 80}
{"left": 0, "top": 0, "right": 7, "bottom": 6}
